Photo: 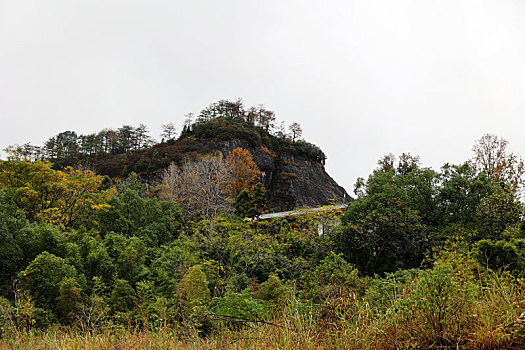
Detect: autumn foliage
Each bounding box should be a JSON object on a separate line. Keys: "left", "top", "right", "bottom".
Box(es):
{"left": 0, "top": 132, "right": 524, "bottom": 349}
{"left": 225, "top": 147, "right": 260, "bottom": 198}
{"left": 471, "top": 133, "right": 525, "bottom": 194}
{"left": 0, "top": 159, "right": 115, "bottom": 228}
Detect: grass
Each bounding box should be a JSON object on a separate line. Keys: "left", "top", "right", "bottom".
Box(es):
{"left": 1, "top": 263, "right": 523, "bottom": 349}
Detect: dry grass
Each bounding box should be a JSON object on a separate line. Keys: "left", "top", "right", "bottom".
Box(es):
{"left": 1, "top": 270, "right": 523, "bottom": 349}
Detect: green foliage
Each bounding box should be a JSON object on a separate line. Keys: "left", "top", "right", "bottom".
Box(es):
{"left": 338, "top": 160, "right": 524, "bottom": 276}
{"left": 1, "top": 133, "right": 525, "bottom": 349}
{"left": 335, "top": 168, "right": 437, "bottom": 274}
{"left": 151, "top": 238, "right": 200, "bottom": 297}
{"left": 0, "top": 191, "right": 27, "bottom": 293}
{"left": 179, "top": 265, "right": 211, "bottom": 330}
{"left": 0, "top": 296, "right": 14, "bottom": 335}
{"left": 234, "top": 190, "right": 251, "bottom": 218}
{"left": 212, "top": 289, "right": 271, "bottom": 320}
{"left": 103, "top": 233, "right": 149, "bottom": 284}
{"left": 234, "top": 182, "right": 268, "bottom": 218}
{"left": 57, "top": 277, "right": 82, "bottom": 319}
{"left": 99, "top": 188, "right": 182, "bottom": 246}
{"left": 339, "top": 195, "right": 429, "bottom": 275}
{"left": 0, "top": 159, "right": 115, "bottom": 228}
{"left": 437, "top": 163, "right": 495, "bottom": 227}
{"left": 385, "top": 261, "right": 478, "bottom": 347}
{"left": 178, "top": 110, "right": 326, "bottom": 164}
{"left": 302, "top": 253, "right": 362, "bottom": 302}
{"left": 365, "top": 269, "right": 421, "bottom": 310}
{"left": 84, "top": 239, "right": 116, "bottom": 285}
{"left": 18, "top": 252, "right": 83, "bottom": 317}
{"left": 473, "top": 239, "right": 525, "bottom": 274}
{"left": 256, "top": 274, "right": 289, "bottom": 306}
{"left": 475, "top": 185, "right": 523, "bottom": 240}
{"left": 179, "top": 265, "right": 211, "bottom": 311}
{"left": 109, "top": 279, "right": 136, "bottom": 315}
{"left": 116, "top": 172, "right": 149, "bottom": 196}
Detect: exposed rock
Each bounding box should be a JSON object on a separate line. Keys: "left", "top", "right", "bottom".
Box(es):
{"left": 89, "top": 121, "right": 350, "bottom": 211}
{"left": 209, "top": 139, "right": 350, "bottom": 211}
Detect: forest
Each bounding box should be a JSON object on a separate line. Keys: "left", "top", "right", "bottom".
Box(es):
{"left": 0, "top": 104, "right": 524, "bottom": 349}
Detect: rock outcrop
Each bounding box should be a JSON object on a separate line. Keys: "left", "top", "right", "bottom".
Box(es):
{"left": 208, "top": 139, "right": 350, "bottom": 211}
{"left": 91, "top": 118, "right": 350, "bottom": 211}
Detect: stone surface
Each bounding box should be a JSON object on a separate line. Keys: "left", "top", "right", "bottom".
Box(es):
{"left": 211, "top": 139, "right": 350, "bottom": 211}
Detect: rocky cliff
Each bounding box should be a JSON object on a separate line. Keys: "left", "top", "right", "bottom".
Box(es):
{"left": 90, "top": 118, "right": 350, "bottom": 211}
{"left": 206, "top": 139, "right": 349, "bottom": 210}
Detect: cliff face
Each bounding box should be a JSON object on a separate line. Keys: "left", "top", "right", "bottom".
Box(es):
{"left": 90, "top": 118, "right": 350, "bottom": 211}
{"left": 210, "top": 139, "right": 350, "bottom": 211}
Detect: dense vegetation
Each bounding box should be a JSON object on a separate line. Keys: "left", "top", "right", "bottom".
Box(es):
{"left": 0, "top": 130, "right": 524, "bottom": 348}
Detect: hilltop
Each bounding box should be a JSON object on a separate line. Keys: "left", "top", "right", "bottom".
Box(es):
{"left": 7, "top": 100, "right": 350, "bottom": 211}
{"left": 95, "top": 117, "right": 349, "bottom": 211}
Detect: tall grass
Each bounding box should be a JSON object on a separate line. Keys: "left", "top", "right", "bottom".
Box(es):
{"left": 1, "top": 265, "right": 523, "bottom": 349}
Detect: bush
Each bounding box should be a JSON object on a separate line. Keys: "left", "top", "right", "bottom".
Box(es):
{"left": 302, "top": 253, "right": 362, "bottom": 302}
{"left": 256, "top": 274, "right": 289, "bottom": 306}
{"left": 473, "top": 239, "right": 525, "bottom": 275}
{"left": 212, "top": 289, "right": 271, "bottom": 323}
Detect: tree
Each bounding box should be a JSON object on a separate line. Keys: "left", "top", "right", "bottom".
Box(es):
{"left": 160, "top": 157, "right": 234, "bottom": 219}
{"left": 109, "top": 279, "right": 136, "bottom": 314}
{"left": 98, "top": 188, "right": 183, "bottom": 246}
{"left": 18, "top": 252, "right": 81, "bottom": 316}
{"left": 198, "top": 99, "right": 246, "bottom": 123}
{"left": 134, "top": 124, "right": 154, "bottom": 150}
{"left": 397, "top": 153, "right": 421, "bottom": 176}
{"left": 471, "top": 133, "right": 525, "bottom": 194}
{"left": 246, "top": 107, "right": 258, "bottom": 125}
{"left": 179, "top": 265, "right": 210, "bottom": 308}
{"left": 436, "top": 163, "right": 495, "bottom": 228}
{"left": 79, "top": 134, "right": 98, "bottom": 156}
{"left": 234, "top": 183, "right": 268, "bottom": 218}
{"left": 4, "top": 143, "right": 42, "bottom": 162}
{"left": 0, "top": 159, "right": 116, "bottom": 228}
{"left": 288, "top": 122, "right": 302, "bottom": 142}
{"left": 161, "top": 122, "right": 177, "bottom": 141}
{"left": 179, "top": 265, "right": 210, "bottom": 323}
{"left": 0, "top": 191, "right": 28, "bottom": 294}
{"left": 225, "top": 148, "right": 260, "bottom": 198}
{"left": 44, "top": 131, "right": 80, "bottom": 167}
{"left": 255, "top": 105, "right": 276, "bottom": 131}
{"left": 336, "top": 159, "right": 436, "bottom": 274}
{"left": 377, "top": 153, "right": 396, "bottom": 172}
{"left": 183, "top": 113, "right": 194, "bottom": 131}
{"left": 302, "top": 253, "right": 361, "bottom": 302}
{"left": 57, "top": 277, "right": 82, "bottom": 320}
{"left": 104, "top": 234, "right": 148, "bottom": 285}
{"left": 475, "top": 184, "right": 523, "bottom": 240}
{"left": 98, "top": 129, "right": 119, "bottom": 155}
{"left": 339, "top": 196, "right": 429, "bottom": 275}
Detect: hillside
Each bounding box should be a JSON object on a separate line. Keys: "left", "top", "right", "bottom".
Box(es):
{"left": 1, "top": 128, "right": 524, "bottom": 349}
{"left": 5, "top": 100, "right": 349, "bottom": 211}
{"left": 91, "top": 117, "right": 350, "bottom": 210}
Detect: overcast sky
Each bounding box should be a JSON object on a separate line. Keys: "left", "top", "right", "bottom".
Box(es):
{"left": 2, "top": 0, "right": 525, "bottom": 192}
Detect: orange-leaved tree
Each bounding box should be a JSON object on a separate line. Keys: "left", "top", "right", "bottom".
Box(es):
{"left": 225, "top": 148, "right": 260, "bottom": 198}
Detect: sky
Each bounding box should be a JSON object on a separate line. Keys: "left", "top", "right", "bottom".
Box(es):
{"left": 1, "top": 0, "right": 525, "bottom": 193}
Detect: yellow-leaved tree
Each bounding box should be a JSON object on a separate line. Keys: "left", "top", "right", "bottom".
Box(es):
{"left": 0, "top": 159, "right": 115, "bottom": 228}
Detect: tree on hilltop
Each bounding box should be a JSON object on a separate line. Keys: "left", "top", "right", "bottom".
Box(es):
{"left": 161, "top": 122, "right": 177, "bottom": 141}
